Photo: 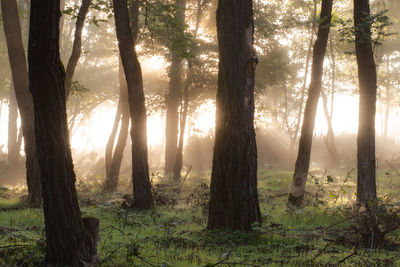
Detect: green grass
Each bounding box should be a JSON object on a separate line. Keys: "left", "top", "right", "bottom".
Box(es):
{"left": 1, "top": 168, "right": 400, "bottom": 266}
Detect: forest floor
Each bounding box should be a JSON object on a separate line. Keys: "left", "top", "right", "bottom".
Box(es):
{"left": 1, "top": 167, "right": 400, "bottom": 266}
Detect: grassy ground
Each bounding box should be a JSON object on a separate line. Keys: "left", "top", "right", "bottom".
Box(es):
{"left": 1, "top": 167, "right": 400, "bottom": 266}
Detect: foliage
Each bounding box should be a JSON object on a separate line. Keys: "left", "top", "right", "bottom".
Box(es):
{"left": 338, "top": 10, "right": 394, "bottom": 54}
{"left": 2, "top": 169, "right": 400, "bottom": 265}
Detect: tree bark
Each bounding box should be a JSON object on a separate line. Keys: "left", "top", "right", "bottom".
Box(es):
{"left": 288, "top": 0, "right": 333, "bottom": 207}
{"left": 2, "top": 0, "right": 41, "bottom": 204}
{"left": 207, "top": 0, "right": 261, "bottom": 230}
{"left": 113, "top": 0, "right": 153, "bottom": 209}
{"left": 65, "top": 0, "right": 91, "bottom": 100}
{"left": 28, "top": 1, "right": 98, "bottom": 265}
{"left": 165, "top": 0, "right": 185, "bottom": 176}
{"left": 354, "top": 0, "right": 377, "bottom": 204}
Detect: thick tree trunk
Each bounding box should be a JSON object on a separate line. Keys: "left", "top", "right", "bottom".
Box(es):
{"left": 65, "top": 0, "right": 91, "bottom": 100}
{"left": 104, "top": 59, "right": 130, "bottom": 192}
{"left": 165, "top": 0, "right": 185, "bottom": 176}
{"left": 2, "top": 0, "right": 41, "bottom": 204}
{"left": 28, "top": 1, "right": 98, "bottom": 265}
{"left": 288, "top": 0, "right": 333, "bottom": 207}
{"left": 113, "top": 0, "right": 153, "bottom": 209}
{"left": 354, "top": 0, "right": 377, "bottom": 204}
{"left": 207, "top": 0, "right": 261, "bottom": 230}
{"left": 7, "top": 81, "right": 18, "bottom": 166}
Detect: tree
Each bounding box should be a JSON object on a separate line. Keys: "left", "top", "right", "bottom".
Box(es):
{"left": 173, "top": 0, "right": 206, "bottom": 179}
{"left": 113, "top": 0, "right": 153, "bottom": 209}
{"left": 1, "top": 0, "right": 41, "bottom": 204}
{"left": 65, "top": 0, "right": 91, "bottom": 100}
{"left": 28, "top": 0, "right": 99, "bottom": 264}
{"left": 354, "top": 0, "right": 377, "bottom": 204}
{"left": 104, "top": 58, "right": 130, "bottom": 192}
{"left": 288, "top": 0, "right": 333, "bottom": 207}
{"left": 165, "top": 0, "right": 186, "bottom": 176}
{"left": 104, "top": 1, "right": 140, "bottom": 192}
{"left": 207, "top": 0, "right": 261, "bottom": 230}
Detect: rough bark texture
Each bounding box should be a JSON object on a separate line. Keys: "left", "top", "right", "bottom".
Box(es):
{"left": 113, "top": 0, "right": 153, "bottom": 209}
{"left": 104, "top": 59, "right": 130, "bottom": 192}
{"left": 165, "top": 0, "right": 185, "bottom": 176}
{"left": 65, "top": 0, "right": 91, "bottom": 99}
{"left": 2, "top": 0, "right": 41, "bottom": 204}
{"left": 207, "top": 0, "right": 261, "bottom": 230}
{"left": 28, "top": 1, "right": 98, "bottom": 265}
{"left": 354, "top": 0, "right": 377, "bottom": 204}
{"left": 288, "top": 0, "right": 333, "bottom": 207}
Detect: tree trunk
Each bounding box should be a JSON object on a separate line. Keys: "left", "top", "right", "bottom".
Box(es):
{"left": 383, "top": 57, "right": 390, "bottom": 139}
{"left": 104, "top": 59, "right": 130, "bottom": 192}
{"left": 65, "top": 0, "right": 91, "bottom": 100}
{"left": 2, "top": 0, "right": 41, "bottom": 204}
{"left": 165, "top": 0, "right": 185, "bottom": 176}
{"left": 354, "top": 0, "right": 377, "bottom": 205}
{"left": 207, "top": 0, "right": 261, "bottom": 230}
{"left": 173, "top": 64, "right": 191, "bottom": 179}
{"left": 173, "top": 0, "right": 203, "bottom": 179}
{"left": 288, "top": 0, "right": 333, "bottom": 207}
{"left": 290, "top": 0, "right": 317, "bottom": 154}
{"left": 28, "top": 1, "right": 98, "bottom": 265}
{"left": 113, "top": 0, "right": 153, "bottom": 209}
{"left": 321, "top": 90, "right": 339, "bottom": 168}
{"left": 7, "top": 81, "right": 18, "bottom": 166}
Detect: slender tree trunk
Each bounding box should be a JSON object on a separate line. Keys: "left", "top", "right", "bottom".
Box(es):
{"left": 105, "top": 102, "right": 122, "bottom": 185}
{"left": 165, "top": 0, "right": 185, "bottom": 176}
{"left": 104, "top": 59, "right": 130, "bottom": 192}
{"left": 2, "top": 0, "right": 41, "bottom": 204}
{"left": 7, "top": 81, "right": 18, "bottom": 166}
{"left": 28, "top": 0, "right": 98, "bottom": 264}
{"left": 354, "top": 0, "right": 377, "bottom": 204}
{"left": 173, "top": 0, "right": 203, "bottom": 179}
{"left": 207, "top": 0, "right": 261, "bottom": 230}
{"left": 288, "top": 0, "right": 333, "bottom": 207}
{"left": 113, "top": 0, "right": 153, "bottom": 209}
{"left": 383, "top": 57, "right": 390, "bottom": 139}
{"left": 104, "top": 2, "right": 139, "bottom": 192}
{"left": 321, "top": 90, "right": 339, "bottom": 168}
{"left": 173, "top": 64, "right": 191, "bottom": 179}
{"left": 290, "top": 0, "right": 317, "bottom": 153}
{"left": 65, "top": 0, "right": 91, "bottom": 100}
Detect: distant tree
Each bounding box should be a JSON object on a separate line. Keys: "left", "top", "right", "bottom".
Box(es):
{"left": 288, "top": 0, "right": 333, "bottom": 207}
{"left": 104, "top": 0, "right": 140, "bottom": 192}
{"left": 207, "top": 0, "right": 261, "bottom": 230}
{"left": 64, "top": 0, "right": 91, "bottom": 100}
{"left": 165, "top": 0, "right": 186, "bottom": 176}
{"left": 104, "top": 58, "right": 130, "bottom": 192}
{"left": 28, "top": 0, "right": 99, "bottom": 264}
{"left": 354, "top": 0, "right": 377, "bottom": 205}
{"left": 113, "top": 0, "right": 153, "bottom": 209}
{"left": 1, "top": 0, "right": 41, "bottom": 204}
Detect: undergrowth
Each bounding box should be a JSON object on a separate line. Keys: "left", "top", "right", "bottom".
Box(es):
{"left": 1, "top": 168, "right": 400, "bottom": 266}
